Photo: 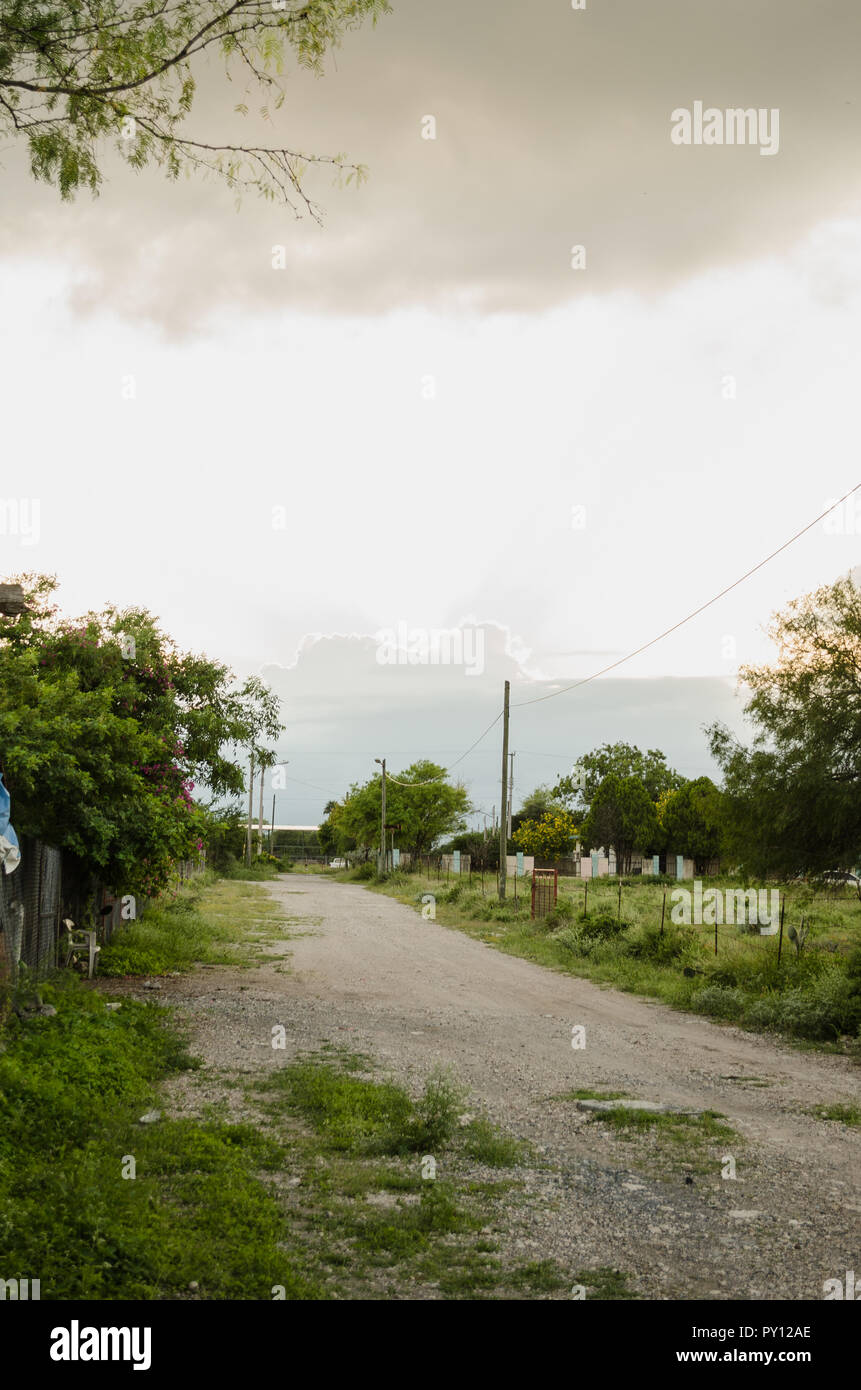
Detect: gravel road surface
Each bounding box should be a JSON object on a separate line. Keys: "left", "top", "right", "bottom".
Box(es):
{"left": 161, "top": 873, "right": 861, "bottom": 1300}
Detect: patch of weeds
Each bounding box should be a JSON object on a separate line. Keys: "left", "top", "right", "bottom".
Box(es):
{"left": 549, "top": 1088, "right": 630, "bottom": 1102}
{"left": 508, "top": 1260, "right": 571, "bottom": 1294}
{"left": 395, "top": 1069, "right": 466, "bottom": 1153}
{"left": 811, "top": 1102, "right": 861, "bottom": 1127}
{"left": 461, "top": 1116, "right": 527, "bottom": 1166}
{"left": 573, "top": 1267, "right": 640, "bottom": 1299}
{"left": 587, "top": 1105, "right": 738, "bottom": 1179}
{"left": 595, "top": 1107, "right": 735, "bottom": 1143}
{"left": 261, "top": 1061, "right": 413, "bottom": 1153}
{"left": 255, "top": 1054, "right": 563, "bottom": 1298}
{"left": 353, "top": 1182, "right": 477, "bottom": 1261}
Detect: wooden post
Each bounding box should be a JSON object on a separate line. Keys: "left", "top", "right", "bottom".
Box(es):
{"left": 499, "top": 680, "right": 510, "bottom": 901}
{"left": 618, "top": 876, "right": 622, "bottom": 922}
{"left": 584, "top": 880, "right": 588, "bottom": 916}
{"left": 777, "top": 897, "right": 785, "bottom": 965}
{"left": 660, "top": 888, "right": 666, "bottom": 938}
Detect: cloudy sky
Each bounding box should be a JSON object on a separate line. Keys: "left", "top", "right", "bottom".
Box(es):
{"left": 2, "top": 0, "right": 861, "bottom": 825}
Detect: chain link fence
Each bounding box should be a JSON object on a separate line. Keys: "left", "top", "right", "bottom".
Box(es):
{"left": 0, "top": 836, "right": 62, "bottom": 986}
{"left": 0, "top": 845, "right": 207, "bottom": 988}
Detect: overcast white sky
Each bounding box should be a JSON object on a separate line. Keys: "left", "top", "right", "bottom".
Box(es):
{"left": 2, "top": 0, "right": 860, "bottom": 824}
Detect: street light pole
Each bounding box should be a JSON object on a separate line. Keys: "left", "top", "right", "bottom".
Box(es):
{"left": 245, "top": 750, "right": 254, "bottom": 867}
{"left": 269, "top": 760, "right": 289, "bottom": 858}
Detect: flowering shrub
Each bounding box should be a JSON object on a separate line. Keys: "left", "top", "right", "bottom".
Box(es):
{"left": 0, "top": 575, "right": 282, "bottom": 898}
{"left": 513, "top": 810, "right": 579, "bottom": 859}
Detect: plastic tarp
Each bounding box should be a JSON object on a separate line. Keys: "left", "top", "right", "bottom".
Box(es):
{"left": 0, "top": 774, "right": 21, "bottom": 874}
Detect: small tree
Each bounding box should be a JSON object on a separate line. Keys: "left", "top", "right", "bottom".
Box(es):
{"left": 0, "top": 574, "right": 283, "bottom": 897}
{"left": 579, "top": 774, "right": 660, "bottom": 875}
{"left": 659, "top": 777, "right": 725, "bottom": 871}
{"left": 336, "top": 762, "right": 470, "bottom": 861}
{"left": 554, "top": 742, "right": 684, "bottom": 813}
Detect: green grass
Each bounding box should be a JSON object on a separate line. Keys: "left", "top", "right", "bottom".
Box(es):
{"left": 593, "top": 1106, "right": 734, "bottom": 1142}
{"left": 811, "top": 1102, "right": 861, "bottom": 1127}
{"left": 549, "top": 1088, "right": 631, "bottom": 1102}
{"left": 354, "top": 871, "right": 861, "bottom": 1049}
{"left": 583, "top": 1104, "right": 739, "bottom": 1179}
{"left": 572, "top": 1267, "right": 640, "bottom": 1299}
{"left": 255, "top": 1053, "right": 569, "bottom": 1298}
{"left": 0, "top": 973, "right": 320, "bottom": 1299}
{"left": 99, "top": 875, "right": 294, "bottom": 976}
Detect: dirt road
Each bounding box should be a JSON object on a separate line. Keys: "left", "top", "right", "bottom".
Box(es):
{"left": 170, "top": 873, "right": 861, "bottom": 1299}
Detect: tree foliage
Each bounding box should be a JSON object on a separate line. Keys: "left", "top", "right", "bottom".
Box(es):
{"left": 658, "top": 776, "right": 725, "bottom": 868}
{"left": 326, "top": 762, "right": 470, "bottom": 861}
{"left": 579, "top": 773, "right": 660, "bottom": 874}
{"left": 512, "top": 808, "right": 579, "bottom": 859}
{"left": 0, "top": 0, "right": 389, "bottom": 208}
{"left": 554, "top": 741, "right": 683, "bottom": 812}
{"left": 510, "top": 783, "right": 566, "bottom": 835}
{"left": 708, "top": 575, "right": 861, "bottom": 878}
{"left": 0, "top": 573, "right": 283, "bottom": 896}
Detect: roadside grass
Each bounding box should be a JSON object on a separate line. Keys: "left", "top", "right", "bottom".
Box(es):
{"left": 1, "top": 876, "right": 595, "bottom": 1301}
{"left": 99, "top": 875, "right": 294, "bottom": 976}
{"left": 253, "top": 1053, "right": 566, "bottom": 1298}
{"left": 0, "top": 973, "right": 320, "bottom": 1300}
{"left": 354, "top": 871, "right": 861, "bottom": 1051}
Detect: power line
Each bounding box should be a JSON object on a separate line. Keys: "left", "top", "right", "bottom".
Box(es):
{"left": 513, "top": 483, "right": 861, "bottom": 709}
{"left": 447, "top": 709, "right": 504, "bottom": 769}
{"left": 275, "top": 485, "right": 860, "bottom": 803}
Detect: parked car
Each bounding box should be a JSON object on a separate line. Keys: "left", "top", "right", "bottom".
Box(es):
{"left": 329, "top": 858, "right": 348, "bottom": 868}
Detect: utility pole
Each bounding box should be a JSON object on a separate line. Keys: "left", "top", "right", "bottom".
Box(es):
{"left": 245, "top": 751, "right": 254, "bottom": 866}
{"left": 270, "top": 793, "right": 275, "bottom": 852}
{"left": 375, "top": 757, "right": 387, "bottom": 872}
{"left": 257, "top": 763, "right": 265, "bottom": 855}
{"left": 499, "top": 680, "right": 510, "bottom": 900}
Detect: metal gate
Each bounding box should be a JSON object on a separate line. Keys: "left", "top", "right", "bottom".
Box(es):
{"left": 531, "top": 868, "right": 558, "bottom": 920}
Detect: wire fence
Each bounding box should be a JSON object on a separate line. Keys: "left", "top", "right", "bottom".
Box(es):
{"left": 0, "top": 836, "right": 61, "bottom": 985}
{"left": 0, "top": 841, "right": 206, "bottom": 987}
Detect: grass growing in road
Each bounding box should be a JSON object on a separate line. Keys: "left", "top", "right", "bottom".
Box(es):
{"left": 584, "top": 1104, "right": 739, "bottom": 1179}
{"left": 811, "top": 1102, "right": 861, "bottom": 1127}
{"left": 573, "top": 1267, "right": 640, "bottom": 1300}
{"left": 254, "top": 1053, "right": 560, "bottom": 1299}
{"left": 346, "top": 869, "right": 861, "bottom": 1050}
{"left": 99, "top": 874, "right": 294, "bottom": 976}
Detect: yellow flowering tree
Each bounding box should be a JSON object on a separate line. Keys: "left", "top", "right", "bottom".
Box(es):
{"left": 513, "top": 810, "right": 579, "bottom": 859}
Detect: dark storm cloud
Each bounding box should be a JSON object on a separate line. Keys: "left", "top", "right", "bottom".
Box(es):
{"left": 2, "top": 0, "right": 861, "bottom": 329}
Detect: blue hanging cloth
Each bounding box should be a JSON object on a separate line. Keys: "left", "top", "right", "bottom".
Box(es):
{"left": 0, "top": 773, "right": 21, "bottom": 874}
